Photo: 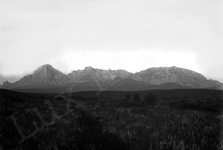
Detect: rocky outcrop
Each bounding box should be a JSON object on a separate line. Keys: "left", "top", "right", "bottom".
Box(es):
{"left": 132, "top": 66, "right": 208, "bottom": 88}
{"left": 67, "top": 67, "right": 132, "bottom": 82}
{"left": 2, "top": 81, "right": 14, "bottom": 89}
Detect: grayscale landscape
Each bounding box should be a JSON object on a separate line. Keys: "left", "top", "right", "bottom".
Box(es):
{"left": 0, "top": 0, "right": 223, "bottom": 149}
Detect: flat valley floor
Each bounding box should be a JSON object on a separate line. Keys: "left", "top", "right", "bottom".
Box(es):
{"left": 0, "top": 89, "right": 223, "bottom": 150}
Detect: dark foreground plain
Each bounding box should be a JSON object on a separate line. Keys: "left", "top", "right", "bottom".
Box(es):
{"left": 0, "top": 89, "right": 223, "bottom": 150}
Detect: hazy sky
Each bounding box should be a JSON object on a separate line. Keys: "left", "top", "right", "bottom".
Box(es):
{"left": 0, "top": 0, "right": 223, "bottom": 84}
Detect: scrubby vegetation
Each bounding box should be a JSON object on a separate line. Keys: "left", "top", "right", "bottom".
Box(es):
{"left": 143, "top": 93, "right": 157, "bottom": 105}
{"left": 0, "top": 89, "right": 223, "bottom": 150}
{"left": 133, "top": 93, "right": 140, "bottom": 102}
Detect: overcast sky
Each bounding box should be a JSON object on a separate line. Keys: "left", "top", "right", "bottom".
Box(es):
{"left": 0, "top": 0, "right": 223, "bottom": 84}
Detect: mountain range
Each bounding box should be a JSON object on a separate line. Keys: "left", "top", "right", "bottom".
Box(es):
{"left": 1, "top": 64, "right": 223, "bottom": 92}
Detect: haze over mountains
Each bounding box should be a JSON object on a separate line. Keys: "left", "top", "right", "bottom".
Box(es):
{"left": 1, "top": 64, "right": 222, "bottom": 92}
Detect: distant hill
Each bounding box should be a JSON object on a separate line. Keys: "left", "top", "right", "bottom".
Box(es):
{"left": 1, "top": 64, "right": 223, "bottom": 92}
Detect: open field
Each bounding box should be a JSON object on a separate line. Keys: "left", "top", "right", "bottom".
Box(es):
{"left": 0, "top": 89, "right": 223, "bottom": 150}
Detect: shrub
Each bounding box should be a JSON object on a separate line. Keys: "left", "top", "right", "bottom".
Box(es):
{"left": 144, "top": 93, "right": 157, "bottom": 105}
{"left": 40, "top": 96, "right": 45, "bottom": 99}
{"left": 124, "top": 94, "right": 130, "bottom": 101}
{"left": 133, "top": 93, "right": 140, "bottom": 102}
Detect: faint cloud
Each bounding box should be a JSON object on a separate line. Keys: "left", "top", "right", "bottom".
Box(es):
{"left": 0, "top": 74, "right": 21, "bottom": 84}
{"left": 0, "top": 26, "right": 19, "bottom": 31}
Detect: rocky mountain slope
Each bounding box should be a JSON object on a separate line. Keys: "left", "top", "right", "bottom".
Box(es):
{"left": 133, "top": 66, "right": 208, "bottom": 87}
{"left": 67, "top": 66, "right": 132, "bottom": 82}
{"left": 1, "top": 65, "right": 223, "bottom": 91}
{"left": 2, "top": 64, "right": 69, "bottom": 89}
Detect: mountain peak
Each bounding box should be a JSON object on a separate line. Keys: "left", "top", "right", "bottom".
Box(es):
{"left": 38, "top": 64, "right": 53, "bottom": 69}
{"left": 18, "top": 64, "right": 69, "bottom": 85}
{"left": 44, "top": 64, "right": 52, "bottom": 67}
{"left": 84, "top": 66, "right": 94, "bottom": 71}
{"left": 33, "top": 64, "right": 55, "bottom": 75}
